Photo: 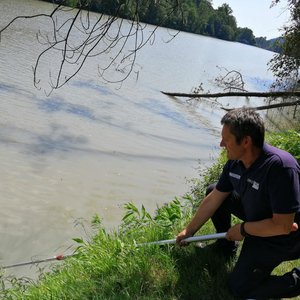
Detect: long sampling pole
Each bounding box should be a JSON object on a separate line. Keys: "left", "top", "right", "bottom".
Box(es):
{"left": 137, "top": 232, "right": 226, "bottom": 246}
{"left": 1, "top": 232, "right": 226, "bottom": 269}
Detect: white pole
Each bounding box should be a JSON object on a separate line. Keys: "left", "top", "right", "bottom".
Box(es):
{"left": 138, "top": 232, "right": 226, "bottom": 246}
{"left": 2, "top": 233, "right": 226, "bottom": 269}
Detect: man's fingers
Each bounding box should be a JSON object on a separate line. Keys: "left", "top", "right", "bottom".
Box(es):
{"left": 176, "top": 236, "right": 190, "bottom": 246}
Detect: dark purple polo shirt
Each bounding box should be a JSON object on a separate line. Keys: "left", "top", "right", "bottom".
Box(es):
{"left": 216, "top": 143, "right": 300, "bottom": 223}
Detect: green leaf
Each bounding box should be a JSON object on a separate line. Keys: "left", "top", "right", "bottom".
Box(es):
{"left": 73, "top": 238, "right": 85, "bottom": 244}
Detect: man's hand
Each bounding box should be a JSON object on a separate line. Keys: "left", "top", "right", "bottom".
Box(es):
{"left": 226, "top": 223, "right": 244, "bottom": 241}
{"left": 176, "top": 228, "right": 193, "bottom": 246}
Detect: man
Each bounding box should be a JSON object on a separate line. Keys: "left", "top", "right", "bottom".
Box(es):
{"left": 176, "top": 107, "right": 300, "bottom": 299}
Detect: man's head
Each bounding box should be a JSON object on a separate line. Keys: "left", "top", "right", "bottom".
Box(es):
{"left": 220, "top": 108, "right": 265, "bottom": 162}
{"left": 221, "top": 107, "right": 265, "bottom": 148}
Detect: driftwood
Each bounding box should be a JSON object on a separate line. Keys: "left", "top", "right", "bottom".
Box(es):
{"left": 161, "top": 91, "right": 300, "bottom": 98}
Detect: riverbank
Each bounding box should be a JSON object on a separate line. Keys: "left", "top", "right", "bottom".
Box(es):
{"left": 1, "top": 129, "right": 299, "bottom": 300}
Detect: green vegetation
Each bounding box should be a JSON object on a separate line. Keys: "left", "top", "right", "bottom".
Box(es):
{"left": 42, "top": 0, "right": 280, "bottom": 52}
{"left": 1, "top": 130, "right": 299, "bottom": 299}
{"left": 266, "top": 129, "right": 300, "bottom": 162}
{"left": 255, "top": 37, "right": 284, "bottom": 54}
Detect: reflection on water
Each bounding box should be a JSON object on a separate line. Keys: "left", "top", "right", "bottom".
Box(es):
{"left": 38, "top": 98, "right": 96, "bottom": 120}
{"left": 72, "top": 80, "right": 116, "bottom": 96}
{"left": 28, "top": 124, "right": 89, "bottom": 155}
{"left": 0, "top": 0, "right": 276, "bottom": 278}
{"left": 137, "top": 99, "right": 204, "bottom": 130}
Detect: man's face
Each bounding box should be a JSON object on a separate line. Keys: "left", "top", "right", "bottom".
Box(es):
{"left": 220, "top": 124, "right": 245, "bottom": 160}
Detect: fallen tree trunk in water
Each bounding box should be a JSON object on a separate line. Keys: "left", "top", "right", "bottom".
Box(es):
{"left": 161, "top": 91, "right": 300, "bottom": 98}
{"left": 161, "top": 90, "right": 300, "bottom": 111}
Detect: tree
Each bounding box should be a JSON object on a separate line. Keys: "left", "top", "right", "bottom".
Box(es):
{"left": 214, "top": 4, "right": 237, "bottom": 41}
{"left": 196, "top": 0, "right": 214, "bottom": 34}
{"left": 269, "top": 0, "right": 300, "bottom": 90}
{"left": 236, "top": 27, "right": 256, "bottom": 45}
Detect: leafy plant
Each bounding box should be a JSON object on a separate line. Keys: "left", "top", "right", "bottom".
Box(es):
{"left": 266, "top": 129, "right": 300, "bottom": 162}
{"left": 121, "top": 202, "right": 153, "bottom": 230}
{"left": 154, "top": 198, "right": 185, "bottom": 227}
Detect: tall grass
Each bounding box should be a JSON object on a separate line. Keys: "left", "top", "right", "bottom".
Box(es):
{"left": 0, "top": 130, "right": 299, "bottom": 299}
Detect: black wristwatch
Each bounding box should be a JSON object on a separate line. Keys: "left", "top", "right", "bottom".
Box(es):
{"left": 240, "top": 222, "right": 251, "bottom": 237}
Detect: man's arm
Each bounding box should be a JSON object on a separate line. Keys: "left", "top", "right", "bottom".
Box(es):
{"left": 176, "top": 188, "right": 230, "bottom": 245}
{"left": 227, "top": 213, "right": 298, "bottom": 241}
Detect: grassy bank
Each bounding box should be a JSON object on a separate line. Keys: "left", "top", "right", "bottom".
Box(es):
{"left": 1, "top": 130, "right": 299, "bottom": 300}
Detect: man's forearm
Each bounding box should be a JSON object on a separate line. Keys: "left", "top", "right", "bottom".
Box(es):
{"left": 243, "top": 213, "right": 297, "bottom": 237}
{"left": 185, "top": 189, "right": 229, "bottom": 235}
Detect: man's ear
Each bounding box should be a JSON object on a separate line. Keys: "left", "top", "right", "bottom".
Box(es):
{"left": 243, "top": 136, "right": 252, "bottom": 147}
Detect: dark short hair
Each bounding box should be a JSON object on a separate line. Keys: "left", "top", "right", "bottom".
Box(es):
{"left": 221, "top": 108, "right": 265, "bottom": 148}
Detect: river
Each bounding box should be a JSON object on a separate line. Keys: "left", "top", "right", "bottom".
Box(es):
{"left": 0, "top": 0, "right": 276, "bottom": 278}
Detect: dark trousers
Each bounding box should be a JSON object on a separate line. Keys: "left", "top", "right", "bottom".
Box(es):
{"left": 206, "top": 184, "right": 300, "bottom": 299}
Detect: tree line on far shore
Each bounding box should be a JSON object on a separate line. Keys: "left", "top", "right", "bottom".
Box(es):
{"left": 41, "top": 0, "right": 282, "bottom": 53}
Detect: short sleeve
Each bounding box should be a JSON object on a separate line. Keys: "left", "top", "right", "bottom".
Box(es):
{"left": 268, "top": 164, "right": 300, "bottom": 214}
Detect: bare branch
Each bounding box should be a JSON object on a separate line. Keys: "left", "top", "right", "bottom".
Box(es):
{"left": 214, "top": 66, "right": 247, "bottom": 92}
